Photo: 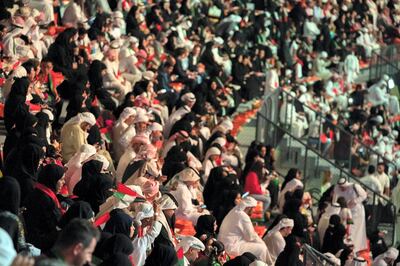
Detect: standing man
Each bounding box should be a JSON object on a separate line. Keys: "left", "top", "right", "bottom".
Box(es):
{"left": 332, "top": 178, "right": 368, "bottom": 253}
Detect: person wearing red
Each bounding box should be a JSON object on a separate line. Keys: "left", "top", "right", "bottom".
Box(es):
{"left": 244, "top": 160, "right": 271, "bottom": 215}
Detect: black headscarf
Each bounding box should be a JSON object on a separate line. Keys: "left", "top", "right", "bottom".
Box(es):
{"left": 99, "top": 233, "right": 134, "bottom": 260}
{"left": 73, "top": 160, "right": 113, "bottom": 214}
{"left": 37, "top": 164, "right": 64, "bottom": 192}
{"left": 81, "top": 159, "right": 103, "bottom": 178}
{"left": 4, "top": 77, "right": 30, "bottom": 132}
{"left": 103, "top": 209, "right": 133, "bottom": 238}
{"left": 275, "top": 234, "right": 303, "bottom": 266}
{"left": 281, "top": 168, "right": 298, "bottom": 191}
{"left": 99, "top": 253, "right": 132, "bottom": 266}
{"left": 195, "top": 214, "right": 216, "bottom": 239}
{"left": 223, "top": 252, "right": 257, "bottom": 266}
{"left": 0, "top": 176, "right": 21, "bottom": 215}
{"left": 88, "top": 60, "right": 107, "bottom": 90}
{"left": 35, "top": 112, "right": 50, "bottom": 143}
{"left": 321, "top": 214, "right": 346, "bottom": 254}
{"left": 4, "top": 142, "right": 45, "bottom": 202}
{"left": 145, "top": 243, "right": 178, "bottom": 266}
{"left": 87, "top": 124, "right": 102, "bottom": 145}
{"left": 58, "top": 201, "right": 94, "bottom": 229}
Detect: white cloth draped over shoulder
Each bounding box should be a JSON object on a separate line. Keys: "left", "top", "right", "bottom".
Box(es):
{"left": 332, "top": 183, "right": 368, "bottom": 253}
{"left": 218, "top": 197, "right": 269, "bottom": 261}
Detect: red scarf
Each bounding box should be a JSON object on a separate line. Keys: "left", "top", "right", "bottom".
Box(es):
{"left": 35, "top": 183, "right": 65, "bottom": 215}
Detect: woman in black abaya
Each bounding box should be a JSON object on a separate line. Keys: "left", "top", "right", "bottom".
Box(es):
{"left": 97, "top": 233, "right": 134, "bottom": 261}
{"left": 4, "top": 139, "right": 45, "bottom": 202}
{"left": 23, "top": 164, "right": 65, "bottom": 251}
{"left": 88, "top": 60, "right": 116, "bottom": 112}
{"left": 0, "top": 176, "right": 26, "bottom": 252}
{"left": 103, "top": 209, "right": 134, "bottom": 238}
{"left": 321, "top": 214, "right": 346, "bottom": 254}
{"left": 3, "top": 77, "right": 30, "bottom": 159}
{"left": 73, "top": 159, "right": 114, "bottom": 214}
{"left": 275, "top": 234, "right": 303, "bottom": 266}
{"left": 47, "top": 28, "right": 78, "bottom": 78}
{"left": 58, "top": 201, "right": 95, "bottom": 229}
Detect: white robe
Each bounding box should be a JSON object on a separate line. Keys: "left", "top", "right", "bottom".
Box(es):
{"left": 263, "top": 230, "right": 285, "bottom": 265}
{"left": 116, "top": 148, "right": 136, "bottom": 182}
{"left": 103, "top": 58, "right": 132, "bottom": 99}
{"left": 163, "top": 106, "right": 191, "bottom": 138}
{"left": 279, "top": 102, "right": 308, "bottom": 138}
{"left": 132, "top": 221, "right": 162, "bottom": 266}
{"left": 265, "top": 68, "right": 279, "bottom": 95}
{"left": 62, "top": 2, "right": 87, "bottom": 27}
{"left": 344, "top": 53, "right": 360, "bottom": 85}
{"left": 113, "top": 122, "right": 134, "bottom": 162}
{"left": 170, "top": 182, "right": 209, "bottom": 225}
{"left": 218, "top": 205, "right": 269, "bottom": 261}
{"left": 28, "top": 0, "right": 54, "bottom": 25}
{"left": 332, "top": 184, "right": 368, "bottom": 252}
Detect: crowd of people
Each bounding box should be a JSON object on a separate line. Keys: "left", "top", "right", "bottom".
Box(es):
{"left": 0, "top": 0, "right": 400, "bottom": 265}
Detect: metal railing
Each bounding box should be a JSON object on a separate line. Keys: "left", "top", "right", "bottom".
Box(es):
{"left": 256, "top": 90, "right": 396, "bottom": 245}
{"left": 303, "top": 244, "right": 337, "bottom": 266}
{"left": 369, "top": 44, "right": 400, "bottom": 82}
{"left": 278, "top": 88, "right": 398, "bottom": 176}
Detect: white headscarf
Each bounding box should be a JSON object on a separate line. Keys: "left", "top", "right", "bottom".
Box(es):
{"left": 64, "top": 112, "right": 96, "bottom": 127}
{"left": 266, "top": 218, "right": 294, "bottom": 237}
{"left": 65, "top": 144, "right": 97, "bottom": 194}
{"left": 115, "top": 107, "right": 136, "bottom": 127}
{"left": 236, "top": 196, "right": 258, "bottom": 212}
{"left": 177, "top": 236, "right": 205, "bottom": 253}
{"left": 159, "top": 194, "right": 178, "bottom": 210}
{"left": 135, "top": 203, "right": 154, "bottom": 226}
{"left": 204, "top": 147, "right": 221, "bottom": 162}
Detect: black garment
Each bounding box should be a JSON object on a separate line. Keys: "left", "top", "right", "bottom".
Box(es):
{"left": 87, "top": 124, "right": 102, "bottom": 145}
{"left": 126, "top": 6, "right": 140, "bottom": 36}
{"left": 154, "top": 224, "right": 175, "bottom": 248}
{"left": 122, "top": 160, "right": 146, "bottom": 183}
{"left": 321, "top": 215, "right": 345, "bottom": 254}
{"left": 162, "top": 145, "right": 187, "bottom": 183}
{"left": 58, "top": 201, "right": 94, "bottom": 229}
{"left": 35, "top": 112, "right": 50, "bottom": 144}
{"left": 203, "top": 167, "right": 225, "bottom": 212}
{"left": 0, "top": 176, "right": 23, "bottom": 251}
{"left": 37, "top": 164, "right": 65, "bottom": 192}
{"left": 103, "top": 209, "right": 133, "bottom": 238}
{"left": 88, "top": 60, "right": 116, "bottom": 111}
{"left": 47, "top": 28, "right": 77, "bottom": 78}
{"left": 145, "top": 243, "right": 178, "bottom": 266}
{"left": 4, "top": 77, "right": 30, "bottom": 133}
{"left": 100, "top": 253, "right": 131, "bottom": 266}
{"left": 214, "top": 183, "right": 242, "bottom": 229}
{"left": 88, "top": 13, "right": 108, "bottom": 40}
{"left": 98, "top": 233, "right": 134, "bottom": 261}
{"left": 23, "top": 165, "right": 64, "bottom": 251}
{"left": 195, "top": 215, "right": 216, "bottom": 240}
{"left": 283, "top": 198, "right": 308, "bottom": 240}
{"left": 369, "top": 230, "right": 388, "bottom": 259}
{"left": 73, "top": 160, "right": 113, "bottom": 214}
{"left": 275, "top": 234, "right": 304, "bottom": 266}
{"left": 0, "top": 176, "right": 20, "bottom": 215}
{"left": 4, "top": 142, "right": 45, "bottom": 203}
{"left": 223, "top": 252, "right": 257, "bottom": 266}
